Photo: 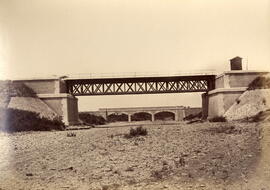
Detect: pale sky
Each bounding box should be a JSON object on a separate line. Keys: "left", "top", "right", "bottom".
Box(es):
{"left": 0, "top": 0, "right": 270, "bottom": 111}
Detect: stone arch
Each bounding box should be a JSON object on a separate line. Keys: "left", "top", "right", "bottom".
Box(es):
{"left": 107, "top": 112, "right": 129, "bottom": 122}
{"left": 154, "top": 111, "right": 175, "bottom": 121}
{"left": 131, "top": 112, "right": 152, "bottom": 121}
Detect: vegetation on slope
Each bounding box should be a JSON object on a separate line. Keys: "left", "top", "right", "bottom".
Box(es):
{"left": 248, "top": 75, "right": 270, "bottom": 90}
{"left": 0, "top": 108, "right": 65, "bottom": 132}
{"left": 249, "top": 109, "right": 270, "bottom": 122}
{"left": 209, "top": 116, "right": 227, "bottom": 122}
{"left": 183, "top": 112, "right": 202, "bottom": 120}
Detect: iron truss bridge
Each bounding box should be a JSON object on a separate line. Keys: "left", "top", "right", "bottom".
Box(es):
{"left": 65, "top": 75, "right": 216, "bottom": 96}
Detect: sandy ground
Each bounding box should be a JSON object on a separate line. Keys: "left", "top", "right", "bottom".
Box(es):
{"left": 0, "top": 121, "right": 269, "bottom": 190}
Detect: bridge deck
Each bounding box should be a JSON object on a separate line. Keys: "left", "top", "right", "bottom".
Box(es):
{"left": 64, "top": 71, "right": 217, "bottom": 80}
{"left": 65, "top": 74, "right": 216, "bottom": 96}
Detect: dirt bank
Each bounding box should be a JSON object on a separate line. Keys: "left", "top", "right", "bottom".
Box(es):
{"left": 225, "top": 89, "right": 270, "bottom": 121}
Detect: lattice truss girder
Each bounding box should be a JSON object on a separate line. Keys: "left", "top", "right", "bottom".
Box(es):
{"left": 68, "top": 80, "right": 209, "bottom": 95}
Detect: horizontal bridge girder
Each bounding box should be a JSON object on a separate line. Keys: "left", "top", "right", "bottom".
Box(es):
{"left": 66, "top": 75, "right": 215, "bottom": 96}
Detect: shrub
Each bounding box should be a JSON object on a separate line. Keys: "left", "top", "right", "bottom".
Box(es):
{"left": 0, "top": 108, "right": 65, "bottom": 132}
{"left": 124, "top": 126, "right": 148, "bottom": 138}
{"left": 183, "top": 114, "right": 194, "bottom": 120}
{"left": 67, "top": 132, "right": 76, "bottom": 137}
{"left": 107, "top": 113, "right": 128, "bottom": 122}
{"left": 204, "top": 125, "right": 240, "bottom": 134}
{"left": 151, "top": 170, "right": 163, "bottom": 180}
{"left": 186, "top": 119, "right": 203, "bottom": 124}
{"left": 247, "top": 76, "right": 270, "bottom": 90}
{"left": 79, "top": 112, "right": 106, "bottom": 125}
{"left": 151, "top": 164, "right": 172, "bottom": 180}
{"left": 262, "top": 98, "right": 267, "bottom": 105}
{"left": 183, "top": 112, "right": 202, "bottom": 120}
{"left": 249, "top": 109, "right": 270, "bottom": 122}
{"left": 209, "top": 116, "right": 227, "bottom": 122}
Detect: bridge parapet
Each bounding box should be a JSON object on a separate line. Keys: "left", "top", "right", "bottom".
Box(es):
{"left": 98, "top": 106, "right": 200, "bottom": 122}
{"left": 13, "top": 77, "right": 67, "bottom": 94}
{"left": 65, "top": 71, "right": 218, "bottom": 80}
{"left": 99, "top": 106, "right": 184, "bottom": 112}
{"left": 215, "top": 70, "right": 269, "bottom": 89}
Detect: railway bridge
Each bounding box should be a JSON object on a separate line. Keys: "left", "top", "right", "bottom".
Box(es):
{"left": 12, "top": 57, "right": 269, "bottom": 125}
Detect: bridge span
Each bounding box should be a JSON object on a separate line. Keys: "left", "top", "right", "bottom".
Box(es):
{"left": 64, "top": 74, "right": 216, "bottom": 96}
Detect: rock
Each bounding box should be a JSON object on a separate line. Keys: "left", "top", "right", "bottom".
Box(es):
{"left": 104, "top": 168, "right": 112, "bottom": 172}
{"left": 181, "top": 172, "right": 188, "bottom": 177}
{"left": 162, "top": 160, "right": 168, "bottom": 165}
{"left": 101, "top": 185, "right": 109, "bottom": 190}
{"left": 26, "top": 173, "right": 33, "bottom": 176}
{"left": 125, "top": 167, "right": 134, "bottom": 172}
{"left": 68, "top": 166, "right": 73, "bottom": 170}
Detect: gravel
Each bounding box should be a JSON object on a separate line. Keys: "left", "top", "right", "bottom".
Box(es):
{"left": 0, "top": 121, "right": 269, "bottom": 189}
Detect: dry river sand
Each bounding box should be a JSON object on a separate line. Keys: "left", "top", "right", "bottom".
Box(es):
{"left": 0, "top": 121, "right": 270, "bottom": 190}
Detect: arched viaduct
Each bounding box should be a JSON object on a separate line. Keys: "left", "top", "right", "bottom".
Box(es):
{"left": 97, "top": 106, "right": 196, "bottom": 122}
{"left": 10, "top": 58, "right": 269, "bottom": 125}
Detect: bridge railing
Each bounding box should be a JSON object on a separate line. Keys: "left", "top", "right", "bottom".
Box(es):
{"left": 64, "top": 70, "right": 218, "bottom": 80}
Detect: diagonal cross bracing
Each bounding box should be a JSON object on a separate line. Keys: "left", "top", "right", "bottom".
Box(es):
{"left": 65, "top": 75, "right": 215, "bottom": 96}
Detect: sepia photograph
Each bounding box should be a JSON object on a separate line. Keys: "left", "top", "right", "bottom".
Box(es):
{"left": 0, "top": 0, "right": 270, "bottom": 189}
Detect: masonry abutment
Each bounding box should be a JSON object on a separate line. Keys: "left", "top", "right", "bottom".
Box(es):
{"left": 12, "top": 78, "right": 79, "bottom": 125}
{"left": 206, "top": 57, "right": 269, "bottom": 118}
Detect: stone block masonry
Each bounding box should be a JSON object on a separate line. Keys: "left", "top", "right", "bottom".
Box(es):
{"left": 13, "top": 77, "right": 79, "bottom": 125}
{"left": 206, "top": 70, "right": 269, "bottom": 119}
{"left": 38, "top": 94, "right": 79, "bottom": 125}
